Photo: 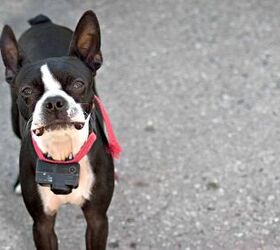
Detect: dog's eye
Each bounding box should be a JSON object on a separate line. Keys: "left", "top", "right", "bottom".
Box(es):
{"left": 71, "top": 79, "right": 85, "bottom": 94}
{"left": 73, "top": 80, "right": 85, "bottom": 89}
{"left": 21, "top": 86, "right": 33, "bottom": 97}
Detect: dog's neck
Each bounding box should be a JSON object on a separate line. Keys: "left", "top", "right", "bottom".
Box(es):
{"left": 33, "top": 115, "right": 90, "bottom": 161}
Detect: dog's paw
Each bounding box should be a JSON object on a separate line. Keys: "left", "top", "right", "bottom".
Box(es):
{"left": 14, "top": 183, "right": 22, "bottom": 195}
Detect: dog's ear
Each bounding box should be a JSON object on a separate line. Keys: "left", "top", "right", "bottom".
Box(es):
{"left": 69, "top": 10, "right": 102, "bottom": 71}
{"left": 0, "top": 25, "right": 21, "bottom": 83}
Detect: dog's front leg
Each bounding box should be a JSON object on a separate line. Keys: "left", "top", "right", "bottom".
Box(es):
{"left": 33, "top": 214, "right": 58, "bottom": 250}
{"left": 22, "top": 181, "right": 58, "bottom": 250}
{"left": 21, "top": 182, "right": 58, "bottom": 250}
{"left": 82, "top": 202, "right": 109, "bottom": 250}
{"left": 20, "top": 146, "right": 58, "bottom": 250}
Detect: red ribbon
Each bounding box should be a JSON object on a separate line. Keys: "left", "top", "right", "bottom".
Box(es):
{"left": 94, "top": 96, "right": 122, "bottom": 159}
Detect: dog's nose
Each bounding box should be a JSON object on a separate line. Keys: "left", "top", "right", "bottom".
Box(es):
{"left": 44, "top": 96, "right": 66, "bottom": 111}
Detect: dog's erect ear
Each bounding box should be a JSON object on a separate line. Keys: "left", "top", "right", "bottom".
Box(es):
{"left": 69, "top": 10, "right": 102, "bottom": 71}
{"left": 0, "top": 25, "right": 21, "bottom": 83}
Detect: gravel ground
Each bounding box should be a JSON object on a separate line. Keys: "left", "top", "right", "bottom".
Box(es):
{"left": 1, "top": 0, "right": 280, "bottom": 249}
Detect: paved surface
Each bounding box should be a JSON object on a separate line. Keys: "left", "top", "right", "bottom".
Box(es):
{"left": 1, "top": 0, "right": 280, "bottom": 249}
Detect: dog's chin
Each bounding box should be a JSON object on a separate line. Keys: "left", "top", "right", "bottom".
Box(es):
{"left": 32, "top": 119, "right": 89, "bottom": 161}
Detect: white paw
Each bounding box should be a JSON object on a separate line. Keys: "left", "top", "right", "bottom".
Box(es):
{"left": 14, "top": 183, "right": 22, "bottom": 195}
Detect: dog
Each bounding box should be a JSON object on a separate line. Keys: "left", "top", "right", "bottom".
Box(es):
{"left": 0, "top": 10, "right": 121, "bottom": 250}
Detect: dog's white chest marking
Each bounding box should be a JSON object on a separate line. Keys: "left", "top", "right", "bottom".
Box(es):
{"left": 38, "top": 156, "right": 94, "bottom": 215}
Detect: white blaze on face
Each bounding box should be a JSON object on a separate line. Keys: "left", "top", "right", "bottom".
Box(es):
{"left": 31, "top": 63, "right": 90, "bottom": 161}
{"left": 41, "top": 64, "right": 61, "bottom": 90}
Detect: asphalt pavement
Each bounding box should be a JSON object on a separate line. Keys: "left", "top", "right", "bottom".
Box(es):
{"left": 1, "top": 0, "right": 280, "bottom": 249}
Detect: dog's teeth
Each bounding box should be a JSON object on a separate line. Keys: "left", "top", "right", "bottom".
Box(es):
{"left": 68, "top": 153, "right": 73, "bottom": 160}
{"left": 65, "top": 153, "right": 73, "bottom": 161}
{"left": 34, "top": 127, "right": 44, "bottom": 136}
{"left": 47, "top": 153, "right": 51, "bottom": 159}
{"left": 74, "top": 123, "right": 84, "bottom": 130}
{"left": 45, "top": 153, "right": 53, "bottom": 160}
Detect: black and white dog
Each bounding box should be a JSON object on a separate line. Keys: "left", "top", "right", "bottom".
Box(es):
{"left": 0, "top": 10, "right": 120, "bottom": 250}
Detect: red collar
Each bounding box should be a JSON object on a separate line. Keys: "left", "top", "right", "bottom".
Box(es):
{"left": 31, "top": 96, "right": 122, "bottom": 164}
{"left": 32, "top": 132, "right": 96, "bottom": 164}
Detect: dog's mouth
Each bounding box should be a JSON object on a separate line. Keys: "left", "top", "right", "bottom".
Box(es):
{"left": 32, "top": 121, "right": 85, "bottom": 136}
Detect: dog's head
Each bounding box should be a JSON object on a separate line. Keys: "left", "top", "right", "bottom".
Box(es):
{"left": 0, "top": 11, "right": 103, "bottom": 160}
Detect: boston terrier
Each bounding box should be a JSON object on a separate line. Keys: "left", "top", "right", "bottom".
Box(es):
{"left": 0, "top": 10, "right": 121, "bottom": 250}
